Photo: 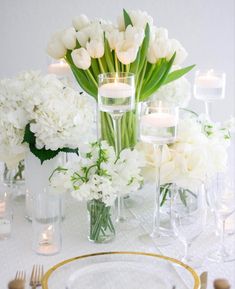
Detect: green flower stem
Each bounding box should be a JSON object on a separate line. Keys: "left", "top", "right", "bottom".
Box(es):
{"left": 114, "top": 53, "right": 119, "bottom": 73}
{"left": 86, "top": 69, "right": 98, "bottom": 88}
{"left": 98, "top": 58, "right": 105, "bottom": 74}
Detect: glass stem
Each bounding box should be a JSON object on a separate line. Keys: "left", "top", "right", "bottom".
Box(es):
{"left": 152, "top": 144, "right": 163, "bottom": 237}
{"left": 111, "top": 114, "right": 125, "bottom": 223}
{"left": 204, "top": 101, "right": 211, "bottom": 120}
{"left": 183, "top": 241, "right": 191, "bottom": 261}
{"left": 219, "top": 219, "right": 227, "bottom": 256}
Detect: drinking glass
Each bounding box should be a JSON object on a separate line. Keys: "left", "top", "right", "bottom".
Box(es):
{"left": 194, "top": 69, "right": 226, "bottom": 120}
{"left": 32, "top": 188, "right": 61, "bottom": 255}
{"left": 207, "top": 176, "right": 235, "bottom": 262}
{"left": 139, "top": 100, "right": 179, "bottom": 246}
{"left": 98, "top": 72, "right": 135, "bottom": 228}
{"left": 172, "top": 184, "right": 207, "bottom": 266}
{"left": 0, "top": 184, "right": 13, "bottom": 240}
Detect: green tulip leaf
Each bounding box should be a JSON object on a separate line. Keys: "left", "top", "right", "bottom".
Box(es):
{"left": 163, "top": 64, "right": 196, "bottom": 85}
{"left": 123, "top": 9, "right": 133, "bottom": 28}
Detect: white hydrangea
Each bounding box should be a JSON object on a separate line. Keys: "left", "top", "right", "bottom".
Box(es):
{"left": 137, "top": 117, "right": 233, "bottom": 191}
{"left": 0, "top": 71, "right": 95, "bottom": 167}
{"left": 49, "top": 141, "right": 146, "bottom": 206}
{"left": 151, "top": 68, "right": 191, "bottom": 107}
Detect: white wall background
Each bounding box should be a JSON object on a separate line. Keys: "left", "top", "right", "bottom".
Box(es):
{"left": 1, "top": 0, "right": 234, "bottom": 120}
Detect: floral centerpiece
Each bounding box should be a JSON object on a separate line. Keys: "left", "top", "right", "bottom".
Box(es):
{"left": 50, "top": 140, "right": 145, "bottom": 243}
{"left": 47, "top": 9, "right": 195, "bottom": 149}
{"left": 138, "top": 115, "right": 234, "bottom": 206}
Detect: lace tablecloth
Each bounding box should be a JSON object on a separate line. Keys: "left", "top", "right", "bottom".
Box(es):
{"left": 0, "top": 184, "right": 235, "bottom": 288}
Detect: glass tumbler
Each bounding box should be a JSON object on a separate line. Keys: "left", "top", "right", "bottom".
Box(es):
{"left": 32, "top": 188, "right": 61, "bottom": 255}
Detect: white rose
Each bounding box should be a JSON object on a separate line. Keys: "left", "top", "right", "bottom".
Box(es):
{"left": 72, "top": 14, "right": 90, "bottom": 31}
{"left": 47, "top": 31, "right": 67, "bottom": 59}
{"left": 71, "top": 48, "right": 91, "bottom": 70}
{"left": 168, "top": 39, "right": 188, "bottom": 64}
{"left": 61, "top": 27, "right": 77, "bottom": 50}
{"left": 86, "top": 39, "right": 104, "bottom": 58}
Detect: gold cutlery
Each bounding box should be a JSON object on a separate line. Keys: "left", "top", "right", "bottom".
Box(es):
{"left": 200, "top": 272, "right": 208, "bottom": 289}
{"left": 8, "top": 270, "right": 26, "bottom": 289}
{"left": 30, "top": 265, "right": 44, "bottom": 289}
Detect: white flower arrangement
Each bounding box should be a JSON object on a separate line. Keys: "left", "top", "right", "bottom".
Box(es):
{"left": 0, "top": 71, "right": 95, "bottom": 166}
{"left": 49, "top": 141, "right": 145, "bottom": 206}
{"left": 151, "top": 67, "right": 191, "bottom": 108}
{"left": 137, "top": 115, "right": 234, "bottom": 191}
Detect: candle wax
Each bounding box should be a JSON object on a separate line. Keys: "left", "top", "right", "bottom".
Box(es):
{"left": 141, "top": 112, "right": 177, "bottom": 128}
{"left": 48, "top": 62, "right": 70, "bottom": 76}
{"left": 99, "top": 82, "right": 134, "bottom": 98}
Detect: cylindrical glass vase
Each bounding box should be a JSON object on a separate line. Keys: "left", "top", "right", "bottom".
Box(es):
{"left": 87, "top": 199, "right": 115, "bottom": 243}
{"left": 32, "top": 189, "right": 61, "bottom": 255}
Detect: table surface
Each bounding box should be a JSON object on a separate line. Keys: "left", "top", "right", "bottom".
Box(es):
{"left": 0, "top": 184, "right": 235, "bottom": 289}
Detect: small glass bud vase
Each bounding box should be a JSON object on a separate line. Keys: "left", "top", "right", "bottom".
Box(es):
{"left": 32, "top": 188, "right": 61, "bottom": 255}
{"left": 87, "top": 199, "right": 115, "bottom": 243}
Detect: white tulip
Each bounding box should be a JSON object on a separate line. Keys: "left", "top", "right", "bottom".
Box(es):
{"left": 72, "top": 14, "right": 90, "bottom": 31}
{"left": 47, "top": 31, "right": 67, "bottom": 59}
{"left": 76, "top": 28, "right": 90, "bottom": 47}
{"left": 156, "top": 27, "right": 168, "bottom": 40}
{"left": 168, "top": 39, "right": 188, "bottom": 64}
{"left": 61, "top": 27, "right": 77, "bottom": 50}
{"left": 147, "top": 38, "right": 171, "bottom": 63}
{"left": 129, "top": 10, "right": 153, "bottom": 29}
{"left": 125, "top": 25, "right": 144, "bottom": 47}
{"left": 86, "top": 39, "right": 104, "bottom": 58}
{"left": 106, "top": 29, "right": 124, "bottom": 50}
{"left": 147, "top": 45, "right": 157, "bottom": 64}
{"left": 116, "top": 41, "right": 139, "bottom": 64}
{"left": 71, "top": 48, "right": 91, "bottom": 70}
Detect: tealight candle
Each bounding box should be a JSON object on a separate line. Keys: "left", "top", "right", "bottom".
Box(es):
{"left": 48, "top": 59, "right": 71, "bottom": 77}
{"left": 194, "top": 69, "right": 226, "bottom": 102}
{"left": 98, "top": 81, "right": 135, "bottom": 113}
{"left": 36, "top": 227, "right": 59, "bottom": 255}
{"left": 141, "top": 112, "right": 177, "bottom": 128}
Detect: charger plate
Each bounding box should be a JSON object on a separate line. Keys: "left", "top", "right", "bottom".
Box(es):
{"left": 42, "top": 251, "right": 200, "bottom": 289}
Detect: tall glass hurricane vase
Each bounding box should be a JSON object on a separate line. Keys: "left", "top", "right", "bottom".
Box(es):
{"left": 98, "top": 73, "right": 135, "bottom": 226}
{"left": 140, "top": 101, "right": 179, "bottom": 246}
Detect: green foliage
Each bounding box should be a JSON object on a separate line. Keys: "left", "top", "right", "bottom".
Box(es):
{"left": 123, "top": 9, "right": 133, "bottom": 27}
{"left": 23, "top": 123, "right": 79, "bottom": 164}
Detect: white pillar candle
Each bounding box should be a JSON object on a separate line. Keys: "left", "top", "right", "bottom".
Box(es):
{"left": 195, "top": 70, "right": 223, "bottom": 88}
{"left": 141, "top": 112, "right": 177, "bottom": 128}
{"left": 48, "top": 60, "right": 71, "bottom": 77}
{"left": 99, "top": 82, "right": 134, "bottom": 98}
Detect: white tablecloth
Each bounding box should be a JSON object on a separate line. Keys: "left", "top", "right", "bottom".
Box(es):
{"left": 0, "top": 185, "right": 235, "bottom": 288}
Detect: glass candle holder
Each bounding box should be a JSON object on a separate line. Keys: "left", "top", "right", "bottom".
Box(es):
{"left": 0, "top": 185, "right": 13, "bottom": 240}
{"left": 139, "top": 101, "right": 179, "bottom": 246}
{"left": 32, "top": 188, "right": 61, "bottom": 255}
{"left": 47, "top": 58, "right": 73, "bottom": 86}
{"left": 98, "top": 72, "right": 136, "bottom": 228}
{"left": 194, "top": 69, "right": 226, "bottom": 118}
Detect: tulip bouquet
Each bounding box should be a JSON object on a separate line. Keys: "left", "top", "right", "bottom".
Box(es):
{"left": 47, "top": 9, "right": 194, "bottom": 149}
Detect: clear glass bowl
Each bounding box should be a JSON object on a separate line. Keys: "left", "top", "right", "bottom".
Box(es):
{"left": 42, "top": 251, "right": 200, "bottom": 289}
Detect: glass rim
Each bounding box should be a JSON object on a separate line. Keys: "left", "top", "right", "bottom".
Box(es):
{"left": 98, "top": 72, "right": 135, "bottom": 80}
{"left": 141, "top": 101, "right": 179, "bottom": 110}
{"left": 195, "top": 69, "right": 226, "bottom": 76}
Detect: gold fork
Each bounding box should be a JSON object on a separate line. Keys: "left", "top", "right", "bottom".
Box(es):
{"left": 30, "top": 265, "right": 44, "bottom": 289}
{"left": 8, "top": 271, "right": 26, "bottom": 289}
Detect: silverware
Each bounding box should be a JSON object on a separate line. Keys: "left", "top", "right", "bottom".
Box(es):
{"left": 30, "top": 265, "right": 44, "bottom": 289}
{"left": 8, "top": 271, "right": 26, "bottom": 289}
{"left": 200, "top": 272, "right": 208, "bottom": 289}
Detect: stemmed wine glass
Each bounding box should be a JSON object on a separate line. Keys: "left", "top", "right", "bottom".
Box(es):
{"left": 98, "top": 72, "right": 135, "bottom": 228}
{"left": 172, "top": 184, "right": 207, "bottom": 266}
{"left": 207, "top": 175, "right": 235, "bottom": 262}
{"left": 139, "top": 100, "right": 178, "bottom": 245}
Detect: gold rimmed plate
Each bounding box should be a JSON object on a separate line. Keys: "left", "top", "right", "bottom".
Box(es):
{"left": 42, "top": 251, "right": 200, "bottom": 289}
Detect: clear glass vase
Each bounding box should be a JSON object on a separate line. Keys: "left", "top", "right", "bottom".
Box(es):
{"left": 87, "top": 199, "right": 115, "bottom": 243}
